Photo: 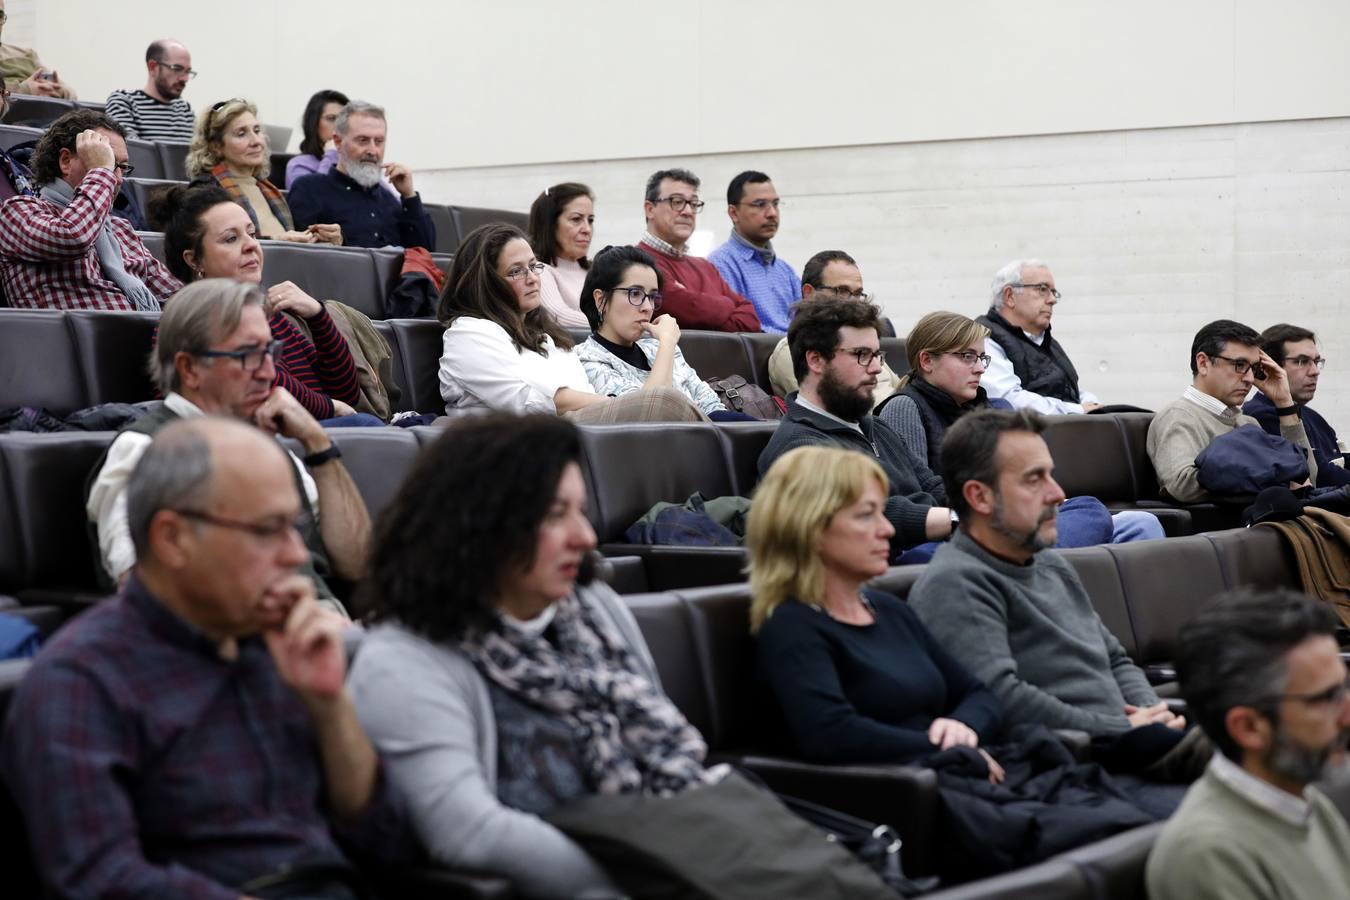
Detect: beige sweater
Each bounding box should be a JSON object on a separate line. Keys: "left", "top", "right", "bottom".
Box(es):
{"left": 1146, "top": 395, "right": 1314, "bottom": 503}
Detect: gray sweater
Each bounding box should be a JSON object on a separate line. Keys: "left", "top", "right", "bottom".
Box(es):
{"left": 347, "top": 584, "right": 660, "bottom": 899}
{"left": 908, "top": 531, "right": 1157, "bottom": 736}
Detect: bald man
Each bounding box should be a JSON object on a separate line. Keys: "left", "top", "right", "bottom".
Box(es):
{"left": 105, "top": 39, "right": 196, "bottom": 142}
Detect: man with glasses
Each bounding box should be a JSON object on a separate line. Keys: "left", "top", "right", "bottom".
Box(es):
{"left": 708, "top": 170, "right": 800, "bottom": 333}
{"left": 1147, "top": 589, "right": 1350, "bottom": 900}
{"left": 768, "top": 249, "right": 904, "bottom": 404}
{"left": 13, "top": 416, "right": 408, "bottom": 899}
{"left": 1245, "top": 324, "right": 1350, "bottom": 487}
{"left": 637, "top": 167, "right": 761, "bottom": 332}
{"left": 104, "top": 39, "right": 197, "bottom": 142}
{"left": 0, "top": 109, "right": 179, "bottom": 310}
{"left": 1148, "top": 319, "right": 1315, "bottom": 503}
{"left": 977, "top": 258, "right": 1103, "bottom": 415}
{"left": 758, "top": 294, "right": 957, "bottom": 560}
{"left": 87, "top": 280, "right": 371, "bottom": 611}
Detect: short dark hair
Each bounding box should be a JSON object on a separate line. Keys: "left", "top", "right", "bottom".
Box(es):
{"left": 1190, "top": 319, "right": 1261, "bottom": 376}
{"left": 786, "top": 294, "right": 882, "bottom": 381}
{"left": 437, "top": 223, "right": 573, "bottom": 354}
{"left": 361, "top": 414, "right": 592, "bottom": 642}
{"left": 1260, "top": 323, "right": 1318, "bottom": 363}
{"left": 148, "top": 183, "right": 235, "bottom": 282}
{"left": 801, "top": 250, "right": 857, "bottom": 291}
{"left": 527, "top": 182, "right": 594, "bottom": 268}
{"left": 1177, "top": 588, "right": 1339, "bottom": 761}
{"left": 941, "top": 408, "right": 1047, "bottom": 517}
{"left": 578, "top": 245, "right": 663, "bottom": 332}
{"left": 145, "top": 39, "right": 170, "bottom": 63}
{"left": 298, "top": 89, "right": 349, "bottom": 158}
{"left": 644, "top": 168, "right": 700, "bottom": 204}
{"left": 31, "top": 110, "right": 126, "bottom": 185}
{"left": 727, "top": 170, "right": 770, "bottom": 206}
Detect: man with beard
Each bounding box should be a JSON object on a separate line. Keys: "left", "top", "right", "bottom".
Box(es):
{"left": 757, "top": 294, "right": 956, "bottom": 559}
{"left": 287, "top": 100, "right": 434, "bottom": 250}
{"left": 707, "top": 170, "right": 799, "bottom": 333}
{"left": 909, "top": 409, "right": 1187, "bottom": 758}
{"left": 1147, "top": 589, "right": 1350, "bottom": 899}
{"left": 104, "top": 40, "right": 197, "bottom": 142}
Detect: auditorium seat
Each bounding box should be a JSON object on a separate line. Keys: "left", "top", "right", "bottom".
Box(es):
{"left": 920, "top": 859, "right": 1087, "bottom": 899}
{"left": 367, "top": 319, "right": 410, "bottom": 412}
{"left": 1058, "top": 822, "right": 1163, "bottom": 900}
{"left": 65, "top": 310, "right": 159, "bottom": 407}
{"left": 270, "top": 151, "right": 296, "bottom": 188}
{"left": 3, "top": 95, "right": 72, "bottom": 127}
{"left": 138, "top": 230, "right": 167, "bottom": 264}
{"left": 450, "top": 205, "right": 529, "bottom": 237}
{"left": 126, "top": 138, "right": 166, "bottom": 180}
{"left": 157, "top": 141, "right": 191, "bottom": 182}
{"left": 678, "top": 331, "right": 757, "bottom": 384}
{"left": 426, "top": 203, "right": 462, "bottom": 253}
{"left": 714, "top": 420, "right": 779, "bottom": 497}
{"left": 386, "top": 318, "right": 445, "bottom": 414}
{"left": 1057, "top": 546, "right": 1140, "bottom": 660}
{"left": 741, "top": 332, "right": 782, "bottom": 392}
{"left": 1114, "top": 412, "right": 1243, "bottom": 532}
{"left": 880, "top": 336, "right": 907, "bottom": 376}
{"left": 1105, "top": 534, "right": 1225, "bottom": 673}
{"left": 0, "top": 310, "right": 87, "bottom": 415}
{"left": 125, "top": 177, "right": 180, "bottom": 221}
{"left": 0, "top": 123, "right": 41, "bottom": 151}
{"left": 260, "top": 242, "right": 385, "bottom": 321}
{"left": 1205, "top": 524, "right": 1300, "bottom": 593}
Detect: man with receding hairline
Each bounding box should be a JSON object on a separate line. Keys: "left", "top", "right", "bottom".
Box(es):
{"left": 6, "top": 416, "right": 408, "bottom": 899}
{"left": 105, "top": 39, "right": 197, "bottom": 142}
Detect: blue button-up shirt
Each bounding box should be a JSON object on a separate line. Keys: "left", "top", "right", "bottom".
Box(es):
{"left": 287, "top": 167, "right": 436, "bottom": 250}
{"left": 708, "top": 231, "right": 801, "bottom": 333}
{"left": 2, "top": 577, "right": 408, "bottom": 899}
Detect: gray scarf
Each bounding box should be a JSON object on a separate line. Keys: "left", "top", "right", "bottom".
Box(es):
{"left": 40, "top": 178, "right": 161, "bottom": 311}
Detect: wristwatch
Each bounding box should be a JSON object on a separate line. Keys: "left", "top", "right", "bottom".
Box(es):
{"left": 1274, "top": 404, "right": 1300, "bottom": 417}
{"left": 302, "top": 444, "right": 342, "bottom": 467}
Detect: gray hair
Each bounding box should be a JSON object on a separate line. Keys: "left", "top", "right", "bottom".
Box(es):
{"left": 126, "top": 419, "right": 216, "bottom": 560}
{"left": 989, "top": 258, "right": 1048, "bottom": 309}
{"left": 644, "top": 168, "right": 700, "bottom": 204}
{"left": 335, "top": 100, "right": 386, "bottom": 137}
{"left": 150, "top": 279, "right": 266, "bottom": 394}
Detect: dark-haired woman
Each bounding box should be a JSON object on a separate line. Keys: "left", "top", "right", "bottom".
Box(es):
{"left": 527, "top": 182, "right": 593, "bottom": 328}
{"left": 284, "top": 89, "right": 348, "bottom": 189}
{"left": 347, "top": 414, "right": 720, "bottom": 897}
{"left": 575, "top": 245, "right": 748, "bottom": 420}
{"left": 437, "top": 224, "right": 704, "bottom": 422}
{"left": 153, "top": 183, "right": 377, "bottom": 424}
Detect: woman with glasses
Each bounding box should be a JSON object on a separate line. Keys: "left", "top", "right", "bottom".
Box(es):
{"left": 151, "top": 184, "right": 378, "bottom": 425}
{"left": 284, "top": 89, "right": 348, "bottom": 189}
{"left": 438, "top": 224, "right": 705, "bottom": 422}
{"left": 186, "top": 98, "right": 342, "bottom": 245}
{"left": 527, "top": 182, "right": 594, "bottom": 328}
{"left": 575, "top": 246, "right": 749, "bottom": 421}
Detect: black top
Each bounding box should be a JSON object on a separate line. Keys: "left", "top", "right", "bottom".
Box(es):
{"left": 592, "top": 331, "right": 651, "bottom": 371}
{"left": 756, "top": 588, "right": 1003, "bottom": 764}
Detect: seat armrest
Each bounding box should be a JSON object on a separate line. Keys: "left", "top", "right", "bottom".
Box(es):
{"left": 1144, "top": 664, "right": 1177, "bottom": 685}
{"left": 1163, "top": 698, "right": 1189, "bottom": 717}
{"left": 368, "top": 864, "right": 515, "bottom": 899}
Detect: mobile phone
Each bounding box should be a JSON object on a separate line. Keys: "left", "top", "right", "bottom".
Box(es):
{"left": 37, "top": 71, "right": 56, "bottom": 82}
{"left": 1252, "top": 363, "right": 1267, "bottom": 381}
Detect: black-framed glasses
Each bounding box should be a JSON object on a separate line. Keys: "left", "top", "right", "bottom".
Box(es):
{"left": 836, "top": 347, "right": 884, "bottom": 367}
{"left": 940, "top": 350, "right": 992, "bottom": 368}
{"left": 820, "top": 287, "right": 872, "bottom": 302}
{"left": 1284, "top": 355, "right": 1327, "bottom": 371}
{"left": 174, "top": 509, "right": 302, "bottom": 542}
{"left": 1012, "top": 282, "right": 1062, "bottom": 300}
{"left": 1210, "top": 354, "right": 1264, "bottom": 377}
{"left": 1259, "top": 676, "right": 1350, "bottom": 709}
{"left": 193, "top": 339, "right": 281, "bottom": 372}
{"left": 504, "top": 261, "right": 546, "bottom": 281}
{"left": 741, "top": 198, "right": 783, "bottom": 211}
{"left": 609, "top": 286, "right": 663, "bottom": 311}
{"left": 113, "top": 162, "right": 135, "bottom": 177}
{"left": 154, "top": 60, "right": 199, "bottom": 79}
{"left": 655, "top": 195, "right": 705, "bottom": 213}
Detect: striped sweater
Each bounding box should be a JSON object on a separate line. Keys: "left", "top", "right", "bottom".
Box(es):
{"left": 270, "top": 307, "right": 361, "bottom": 419}
{"left": 104, "top": 90, "right": 195, "bottom": 143}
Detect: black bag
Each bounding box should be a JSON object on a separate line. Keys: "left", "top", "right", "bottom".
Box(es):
{"left": 546, "top": 771, "right": 899, "bottom": 899}
{"left": 705, "top": 375, "right": 785, "bottom": 420}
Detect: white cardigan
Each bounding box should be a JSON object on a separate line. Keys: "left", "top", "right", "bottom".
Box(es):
{"left": 438, "top": 316, "right": 593, "bottom": 415}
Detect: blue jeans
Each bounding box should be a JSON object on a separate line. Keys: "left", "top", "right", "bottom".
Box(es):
{"left": 1109, "top": 510, "right": 1166, "bottom": 543}
{"left": 319, "top": 413, "right": 385, "bottom": 428}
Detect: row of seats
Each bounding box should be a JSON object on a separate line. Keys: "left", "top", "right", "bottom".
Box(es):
{"left": 1, "top": 95, "right": 107, "bottom": 128}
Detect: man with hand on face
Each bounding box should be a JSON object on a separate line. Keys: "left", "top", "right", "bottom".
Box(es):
{"left": 910, "top": 409, "right": 1197, "bottom": 777}
{"left": 287, "top": 100, "right": 435, "bottom": 250}
{"left": 8, "top": 416, "right": 407, "bottom": 900}
{"left": 87, "top": 280, "right": 371, "bottom": 610}
{"left": 708, "top": 170, "right": 800, "bottom": 333}
{"left": 1147, "top": 319, "right": 1317, "bottom": 503}
{"left": 637, "top": 167, "right": 761, "bottom": 332}
{"left": 1147, "top": 590, "right": 1350, "bottom": 900}
{"left": 105, "top": 39, "right": 197, "bottom": 142}
{"left": 0, "top": 109, "right": 180, "bottom": 310}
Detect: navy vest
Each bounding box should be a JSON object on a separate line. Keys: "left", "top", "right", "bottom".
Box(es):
{"left": 976, "top": 308, "right": 1082, "bottom": 404}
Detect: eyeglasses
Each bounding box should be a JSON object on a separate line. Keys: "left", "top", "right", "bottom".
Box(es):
{"left": 939, "top": 350, "right": 992, "bottom": 368}
{"left": 819, "top": 287, "right": 872, "bottom": 302}
{"left": 654, "top": 195, "right": 705, "bottom": 213}
{"left": 114, "top": 162, "right": 135, "bottom": 177}
{"left": 609, "top": 286, "right": 663, "bottom": 311}
{"left": 154, "top": 60, "right": 199, "bottom": 79}
{"left": 504, "top": 261, "right": 546, "bottom": 281}
{"left": 1284, "top": 355, "right": 1327, "bottom": 371}
{"left": 1210, "top": 354, "right": 1264, "bottom": 377}
{"left": 836, "top": 347, "right": 884, "bottom": 367}
{"left": 741, "top": 199, "right": 783, "bottom": 211}
{"left": 174, "top": 509, "right": 302, "bottom": 542}
{"left": 1012, "top": 282, "right": 1062, "bottom": 300}
{"left": 1262, "top": 676, "right": 1350, "bottom": 709}
{"left": 193, "top": 339, "right": 281, "bottom": 373}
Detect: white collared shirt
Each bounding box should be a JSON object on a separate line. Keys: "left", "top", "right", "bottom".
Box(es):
{"left": 982, "top": 335, "right": 1100, "bottom": 415}
{"left": 1182, "top": 385, "right": 1240, "bottom": 420}
{"left": 1209, "top": 751, "right": 1311, "bottom": 827}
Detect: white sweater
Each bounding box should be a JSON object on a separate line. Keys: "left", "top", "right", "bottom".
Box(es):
{"left": 438, "top": 316, "right": 593, "bottom": 415}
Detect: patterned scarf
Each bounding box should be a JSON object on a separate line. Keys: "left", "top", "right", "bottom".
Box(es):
{"left": 463, "top": 593, "right": 716, "bottom": 797}
{"left": 211, "top": 163, "right": 295, "bottom": 232}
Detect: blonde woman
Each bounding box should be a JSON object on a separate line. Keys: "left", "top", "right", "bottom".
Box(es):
{"left": 748, "top": 445, "right": 1005, "bottom": 780}
{"left": 186, "top": 98, "right": 341, "bottom": 244}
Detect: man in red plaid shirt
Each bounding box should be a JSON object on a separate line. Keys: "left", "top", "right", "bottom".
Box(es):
{"left": 0, "top": 109, "right": 180, "bottom": 310}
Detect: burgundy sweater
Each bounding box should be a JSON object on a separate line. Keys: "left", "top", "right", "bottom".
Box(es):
{"left": 638, "top": 241, "right": 762, "bottom": 333}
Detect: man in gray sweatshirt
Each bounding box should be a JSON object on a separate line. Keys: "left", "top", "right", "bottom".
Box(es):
{"left": 909, "top": 408, "right": 1185, "bottom": 745}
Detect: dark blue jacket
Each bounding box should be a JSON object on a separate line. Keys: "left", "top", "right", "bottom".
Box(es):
{"left": 287, "top": 168, "right": 435, "bottom": 250}
{"left": 1244, "top": 393, "right": 1350, "bottom": 487}
{"left": 1194, "top": 423, "right": 1309, "bottom": 496}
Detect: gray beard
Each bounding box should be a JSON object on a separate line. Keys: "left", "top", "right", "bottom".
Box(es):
{"left": 344, "top": 158, "right": 383, "bottom": 189}
{"left": 989, "top": 494, "right": 1057, "bottom": 554}
{"left": 1266, "top": 727, "right": 1348, "bottom": 788}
